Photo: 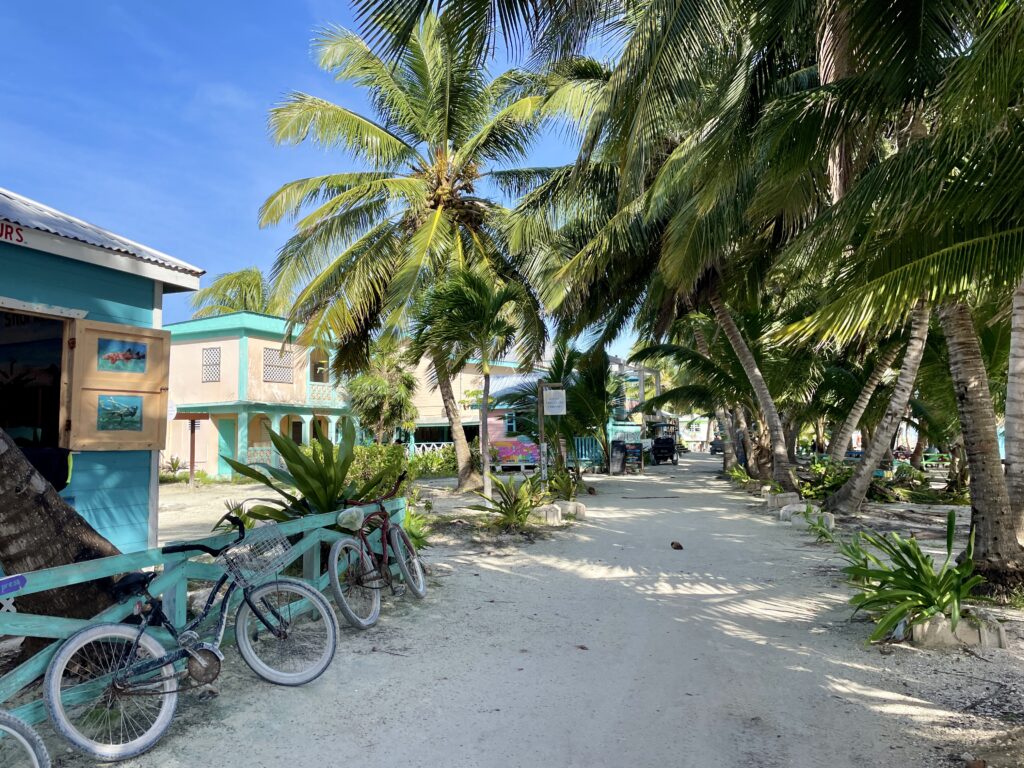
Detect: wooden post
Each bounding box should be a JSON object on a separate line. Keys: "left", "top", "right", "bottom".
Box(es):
{"left": 188, "top": 419, "right": 197, "bottom": 488}
{"left": 537, "top": 380, "right": 547, "bottom": 485}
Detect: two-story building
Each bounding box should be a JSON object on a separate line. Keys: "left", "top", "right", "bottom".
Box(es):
{"left": 163, "top": 312, "right": 348, "bottom": 477}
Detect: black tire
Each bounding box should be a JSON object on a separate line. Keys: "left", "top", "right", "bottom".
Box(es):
{"left": 0, "top": 709, "right": 51, "bottom": 768}
{"left": 389, "top": 526, "right": 426, "bottom": 599}
{"left": 235, "top": 578, "right": 338, "bottom": 686}
{"left": 44, "top": 623, "right": 177, "bottom": 761}
{"left": 328, "top": 538, "right": 381, "bottom": 629}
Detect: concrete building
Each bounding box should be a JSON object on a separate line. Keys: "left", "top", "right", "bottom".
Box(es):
{"left": 163, "top": 312, "right": 348, "bottom": 477}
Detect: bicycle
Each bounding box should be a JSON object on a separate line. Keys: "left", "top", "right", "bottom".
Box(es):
{"left": 43, "top": 516, "right": 339, "bottom": 761}
{"left": 327, "top": 472, "right": 426, "bottom": 630}
{"left": 0, "top": 709, "right": 50, "bottom": 768}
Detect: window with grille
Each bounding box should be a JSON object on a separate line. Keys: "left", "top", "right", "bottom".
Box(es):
{"left": 505, "top": 411, "right": 517, "bottom": 433}
{"left": 263, "top": 347, "right": 293, "bottom": 383}
{"left": 309, "top": 351, "right": 330, "bottom": 383}
{"left": 201, "top": 347, "right": 221, "bottom": 382}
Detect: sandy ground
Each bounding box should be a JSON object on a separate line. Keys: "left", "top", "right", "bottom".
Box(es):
{"left": 44, "top": 455, "right": 1024, "bottom": 767}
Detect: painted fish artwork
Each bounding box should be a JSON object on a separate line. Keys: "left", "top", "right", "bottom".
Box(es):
{"left": 97, "top": 338, "right": 148, "bottom": 373}
{"left": 97, "top": 395, "right": 144, "bottom": 431}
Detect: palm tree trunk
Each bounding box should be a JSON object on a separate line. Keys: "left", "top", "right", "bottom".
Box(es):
{"left": 826, "top": 300, "right": 930, "bottom": 515}
{"left": 709, "top": 289, "right": 798, "bottom": 492}
{"left": 432, "top": 356, "right": 481, "bottom": 492}
{"left": 828, "top": 345, "right": 900, "bottom": 463}
{"left": 717, "top": 407, "right": 737, "bottom": 471}
{"left": 0, "top": 429, "right": 121, "bottom": 653}
{"left": 939, "top": 302, "right": 1023, "bottom": 572}
{"left": 735, "top": 407, "right": 754, "bottom": 475}
{"left": 481, "top": 370, "right": 492, "bottom": 501}
{"left": 910, "top": 426, "right": 926, "bottom": 470}
{"left": 1004, "top": 277, "right": 1024, "bottom": 538}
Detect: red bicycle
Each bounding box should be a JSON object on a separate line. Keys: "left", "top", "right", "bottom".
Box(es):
{"left": 327, "top": 472, "right": 426, "bottom": 629}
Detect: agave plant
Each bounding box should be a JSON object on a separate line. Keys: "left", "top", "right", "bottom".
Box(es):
{"left": 222, "top": 417, "right": 385, "bottom": 524}
{"left": 468, "top": 474, "right": 538, "bottom": 532}
{"left": 844, "top": 511, "right": 987, "bottom": 642}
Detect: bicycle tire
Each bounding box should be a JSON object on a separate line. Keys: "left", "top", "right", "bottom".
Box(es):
{"left": 0, "top": 709, "right": 51, "bottom": 768}
{"left": 328, "top": 538, "right": 382, "bottom": 629}
{"left": 43, "top": 623, "right": 177, "bottom": 761}
{"left": 389, "top": 526, "right": 427, "bottom": 599}
{"left": 235, "top": 578, "right": 338, "bottom": 686}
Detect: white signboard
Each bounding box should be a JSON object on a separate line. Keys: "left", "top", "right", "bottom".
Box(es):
{"left": 543, "top": 388, "right": 566, "bottom": 416}
{"left": 167, "top": 401, "right": 177, "bottom": 421}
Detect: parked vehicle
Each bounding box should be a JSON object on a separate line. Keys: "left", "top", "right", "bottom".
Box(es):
{"left": 329, "top": 472, "right": 426, "bottom": 630}
{"left": 44, "top": 518, "right": 339, "bottom": 761}
{"left": 650, "top": 436, "right": 679, "bottom": 465}
{"left": 0, "top": 709, "right": 50, "bottom": 768}
{"left": 709, "top": 438, "right": 724, "bottom": 455}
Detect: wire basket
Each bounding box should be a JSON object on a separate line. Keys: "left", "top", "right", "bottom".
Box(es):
{"left": 217, "top": 525, "right": 293, "bottom": 588}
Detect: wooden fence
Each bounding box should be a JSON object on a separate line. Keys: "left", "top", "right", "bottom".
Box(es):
{"left": 0, "top": 498, "right": 405, "bottom": 725}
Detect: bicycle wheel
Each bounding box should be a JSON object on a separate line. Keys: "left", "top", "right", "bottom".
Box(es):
{"left": 235, "top": 577, "right": 338, "bottom": 686}
{"left": 328, "top": 538, "right": 382, "bottom": 629}
{"left": 389, "top": 526, "right": 427, "bottom": 599}
{"left": 43, "top": 623, "right": 177, "bottom": 761}
{"left": 0, "top": 710, "right": 50, "bottom": 768}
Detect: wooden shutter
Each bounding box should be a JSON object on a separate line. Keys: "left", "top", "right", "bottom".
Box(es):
{"left": 65, "top": 320, "right": 170, "bottom": 450}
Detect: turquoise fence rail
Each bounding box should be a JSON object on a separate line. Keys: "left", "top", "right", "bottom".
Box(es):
{"left": 0, "top": 497, "right": 405, "bottom": 725}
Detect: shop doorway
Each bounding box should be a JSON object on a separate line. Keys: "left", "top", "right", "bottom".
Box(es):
{"left": 0, "top": 309, "right": 65, "bottom": 448}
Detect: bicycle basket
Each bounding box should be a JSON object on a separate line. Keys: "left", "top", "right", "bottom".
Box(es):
{"left": 217, "top": 524, "right": 292, "bottom": 587}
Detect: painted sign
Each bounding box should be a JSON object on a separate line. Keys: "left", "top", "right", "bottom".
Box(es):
{"left": 0, "top": 222, "right": 25, "bottom": 244}
{"left": 97, "top": 338, "right": 148, "bottom": 373}
{"left": 543, "top": 388, "right": 566, "bottom": 416}
{"left": 492, "top": 438, "right": 540, "bottom": 465}
{"left": 97, "top": 395, "right": 144, "bottom": 431}
{"left": 0, "top": 574, "right": 26, "bottom": 597}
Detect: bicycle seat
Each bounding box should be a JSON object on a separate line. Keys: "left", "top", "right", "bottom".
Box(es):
{"left": 337, "top": 509, "right": 364, "bottom": 531}
{"left": 111, "top": 571, "right": 157, "bottom": 600}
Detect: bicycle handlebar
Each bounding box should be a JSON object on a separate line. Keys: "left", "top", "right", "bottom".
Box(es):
{"left": 162, "top": 514, "right": 246, "bottom": 557}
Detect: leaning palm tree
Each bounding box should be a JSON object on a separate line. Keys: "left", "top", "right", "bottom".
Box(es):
{"left": 407, "top": 269, "right": 546, "bottom": 500}
{"left": 190, "top": 267, "right": 290, "bottom": 318}
{"left": 259, "top": 12, "right": 545, "bottom": 490}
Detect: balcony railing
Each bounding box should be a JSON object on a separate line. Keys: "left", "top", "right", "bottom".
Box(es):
{"left": 308, "top": 382, "right": 345, "bottom": 406}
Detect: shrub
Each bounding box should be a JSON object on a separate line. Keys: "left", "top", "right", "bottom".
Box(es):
{"left": 409, "top": 444, "right": 458, "bottom": 477}
{"left": 800, "top": 458, "right": 853, "bottom": 499}
{"left": 403, "top": 508, "right": 431, "bottom": 549}
{"left": 549, "top": 470, "right": 580, "bottom": 501}
{"left": 469, "top": 474, "right": 535, "bottom": 532}
{"left": 844, "top": 510, "right": 987, "bottom": 642}
{"left": 725, "top": 465, "right": 751, "bottom": 484}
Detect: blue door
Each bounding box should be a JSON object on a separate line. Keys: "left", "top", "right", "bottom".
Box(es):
{"left": 217, "top": 418, "right": 237, "bottom": 477}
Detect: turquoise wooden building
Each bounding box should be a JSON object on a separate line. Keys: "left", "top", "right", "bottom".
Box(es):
{"left": 0, "top": 188, "right": 203, "bottom": 552}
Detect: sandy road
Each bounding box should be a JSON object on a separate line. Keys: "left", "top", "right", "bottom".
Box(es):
{"left": 56, "top": 454, "right": 980, "bottom": 768}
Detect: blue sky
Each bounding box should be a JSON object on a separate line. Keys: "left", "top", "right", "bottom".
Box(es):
{"left": 0, "top": 2, "right": 632, "bottom": 354}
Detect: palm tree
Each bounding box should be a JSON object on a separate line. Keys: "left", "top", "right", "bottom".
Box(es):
{"left": 347, "top": 336, "right": 419, "bottom": 443}
{"left": 259, "top": 12, "right": 545, "bottom": 491}
{"left": 190, "top": 267, "right": 289, "bottom": 318}
{"left": 408, "top": 269, "right": 545, "bottom": 499}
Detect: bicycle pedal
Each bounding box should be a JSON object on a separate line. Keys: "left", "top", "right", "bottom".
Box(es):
{"left": 390, "top": 584, "right": 406, "bottom": 597}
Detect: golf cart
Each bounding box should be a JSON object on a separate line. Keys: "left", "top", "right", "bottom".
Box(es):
{"left": 649, "top": 422, "right": 681, "bottom": 465}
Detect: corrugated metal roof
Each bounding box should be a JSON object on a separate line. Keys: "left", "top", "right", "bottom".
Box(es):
{"left": 0, "top": 187, "right": 204, "bottom": 278}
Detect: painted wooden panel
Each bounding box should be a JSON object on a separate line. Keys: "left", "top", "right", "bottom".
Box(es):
{"left": 0, "top": 242, "right": 153, "bottom": 326}
{"left": 60, "top": 451, "right": 152, "bottom": 552}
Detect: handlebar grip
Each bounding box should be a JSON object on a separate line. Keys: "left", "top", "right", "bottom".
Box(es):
{"left": 224, "top": 514, "right": 246, "bottom": 541}
{"left": 162, "top": 542, "right": 221, "bottom": 557}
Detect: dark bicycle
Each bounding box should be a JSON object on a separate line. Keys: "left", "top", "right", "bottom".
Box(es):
{"left": 327, "top": 472, "right": 426, "bottom": 630}
{"left": 43, "top": 516, "right": 338, "bottom": 761}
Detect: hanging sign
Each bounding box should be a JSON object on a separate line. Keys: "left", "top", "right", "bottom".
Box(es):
{"left": 543, "top": 388, "right": 566, "bottom": 416}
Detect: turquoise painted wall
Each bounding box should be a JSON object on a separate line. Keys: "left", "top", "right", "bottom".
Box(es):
{"left": 1, "top": 242, "right": 156, "bottom": 552}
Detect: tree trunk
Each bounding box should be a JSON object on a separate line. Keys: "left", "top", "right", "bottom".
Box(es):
{"left": 784, "top": 417, "right": 799, "bottom": 464}
{"left": 1003, "top": 277, "right": 1024, "bottom": 537}
{"left": 735, "top": 407, "right": 754, "bottom": 475}
{"left": 826, "top": 300, "right": 930, "bottom": 514}
{"left": 717, "top": 407, "right": 737, "bottom": 472}
{"left": 939, "top": 302, "right": 1023, "bottom": 570}
{"left": 0, "top": 429, "right": 121, "bottom": 653}
{"left": 910, "top": 426, "right": 926, "bottom": 470}
{"left": 817, "top": 1, "right": 854, "bottom": 202}
{"left": 481, "top": 370, "right": 492, "bottom": 501}
{"left": 709, "top": 289, "right": 798, "bottom": 491}
{"left": 828, "top": 345, "right": 900, "bottom": 463}
{"left": 432, "top": 356, "right": 481, "bottom": 492}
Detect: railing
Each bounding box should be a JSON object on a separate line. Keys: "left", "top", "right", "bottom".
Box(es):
{"left": 307, "top": 382, "right": 345, "bottom": 406}
{"left": 247, "top": 444, "right": 284, "bottom": 468}
{"left": 0, "top": 498, "right": 405, "bottom": 725}
{"left": 412, "top": 442, "right": 451, "bottom": 455}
